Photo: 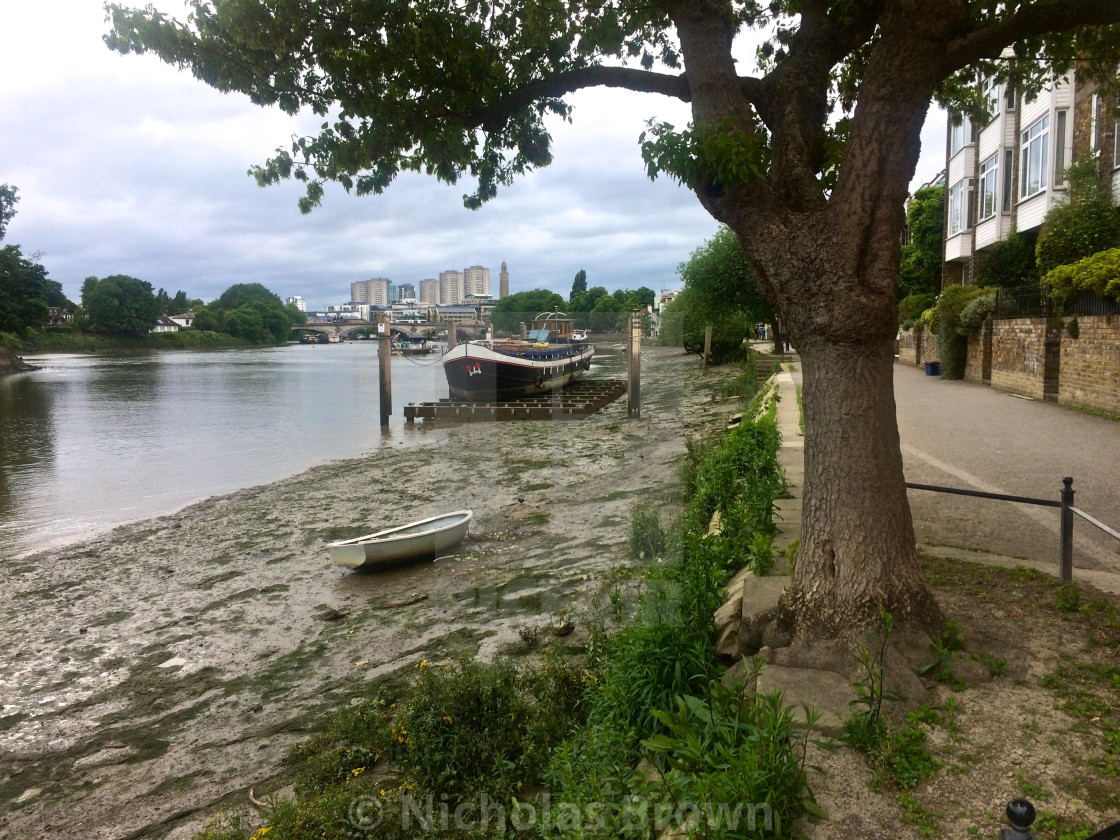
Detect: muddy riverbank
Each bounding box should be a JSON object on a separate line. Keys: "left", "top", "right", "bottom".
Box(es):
{"left": 0, "top": 346, "right": 745, "bottom": 840}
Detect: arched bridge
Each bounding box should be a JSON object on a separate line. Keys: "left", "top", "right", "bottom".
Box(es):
{"left": 295, "top": 321, "right": 482, "bottom": 341}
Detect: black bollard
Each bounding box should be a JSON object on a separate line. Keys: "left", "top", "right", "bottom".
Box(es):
{"left": 1001, "top": 799, "right": 1036, "bottom": 840}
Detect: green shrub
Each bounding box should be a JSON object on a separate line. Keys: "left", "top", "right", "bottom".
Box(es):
{"left": 1036, "top": 161, "right": 1120, "bottom": 277}
{"left": 1046, "top": 246, "right": 1120, "bottom": 313}
{"left": 956, "top": 291, "right": 996, "bottom": 333}
{"left": 286, "top": 697, "right": 392, "bottom": 798}
{"left": 933, "top": 285, "right": 990, "bottom": 378}
{"left": 977, "top": 229, "right": 1037, "bottom": 288}
{"left": 898, "top": 293, "right": 936, "bottom": 330}
{"left": 394, "top": 658, "right": 583, "bottom": 800}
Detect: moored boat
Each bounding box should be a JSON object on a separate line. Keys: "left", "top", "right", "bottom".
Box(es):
{"left": 327, "top": 510, "right": 473, "bottom": 569}
{"left": 442, "top": 312, "right": 593, "bottom": 402}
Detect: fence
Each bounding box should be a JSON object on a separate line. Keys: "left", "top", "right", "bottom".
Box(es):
{"left": 905, "top": 476, "right": 1119, "bottom": 582}
{"left": 993, "top": 283, "right": 1049, "bottom": 319}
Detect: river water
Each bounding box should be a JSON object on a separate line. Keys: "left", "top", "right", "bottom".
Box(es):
{"left": 0, "top": 342, "right": 454, "bottom": 559}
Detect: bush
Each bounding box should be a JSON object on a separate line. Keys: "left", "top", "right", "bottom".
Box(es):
{"left": 933, "top": 285, "right": 989, "bottom": 378}
{"left": 977, "top": 229, "right": 1037, "bottom": 288}
{"left": 956, "top": 291, "right": 997, "bottom": 333}
{"left": 1036, "top": 161, "right": 1120, "bottom": 277}
{"left": 898, "top": 293, "right": 935, "bottom": 330}
{"left": 1046, "top": 247, "right": 1120, "bottom": 313}
{"left": 628, "top": 502, "right": 666, "bottom": 560}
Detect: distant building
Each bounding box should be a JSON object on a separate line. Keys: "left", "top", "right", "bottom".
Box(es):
{"left": 286, "top": 295, "right": 306, "bottom": 313}
{"left": 499, "top": 261, "right": 509, "bottom": 299}
{"left": 418, "top": 278, "right": 440, "bottom": 305}
{"left": 168, "top": 311, "right": 196, "bottom": 328}
{"left": 439, "top": 270, "right": 464, "bottom": 305}
{"left": 351, "top": 277, "right": 390, "bottom": 305}
{"left": 150, "top": 315, "right": 180, "bottom": 333}
{"left": 434, "top": 305, "right": 477, "bottom": 325}
{"left": 463, "top": 265, "right": 490, "bottom": 297}
{"left": 395, "top": 283, "right": 416, "bottom": 302}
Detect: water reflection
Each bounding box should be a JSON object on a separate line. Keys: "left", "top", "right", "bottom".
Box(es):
{"left": 0, "top": 345, "right": 449, "bottom": 559}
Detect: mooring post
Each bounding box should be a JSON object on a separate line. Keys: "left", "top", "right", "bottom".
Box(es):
{"left": 449, "top": 320, "right": 457, "bottom": 348}
{"left": 378, "top": 313, "right": 392, "bottom": 428}
{"left": 628, "top": 309, "right": 641, "bottom": 419}
{"left": 702, "top": 325, "right": 712, "bottom": 374}
{"left": 1060, "top": 476, "right": 1074, "bottom": 583}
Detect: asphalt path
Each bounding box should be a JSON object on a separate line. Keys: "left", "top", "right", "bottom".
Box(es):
{"left": 893, "top": 364, "right": 1120, "bottom": 573}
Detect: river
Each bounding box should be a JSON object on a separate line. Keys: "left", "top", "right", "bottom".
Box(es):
{"left": 0, "top": 342, "right": 454, "bottom": 560}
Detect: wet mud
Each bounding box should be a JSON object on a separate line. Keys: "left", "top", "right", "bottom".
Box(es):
{"left": 0, "top": 346, "right": 742, "bottom": 840}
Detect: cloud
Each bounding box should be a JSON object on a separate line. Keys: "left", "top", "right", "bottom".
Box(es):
{"left": 1, "top": 2, "right": 944, "bottom": 311}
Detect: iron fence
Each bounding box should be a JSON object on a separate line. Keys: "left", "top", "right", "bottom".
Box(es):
{"left": 905, "top": 476, "right": 1120, "bottom": 582}
{"left": 993, "top": 283, "right": 1049, "bottom": 319}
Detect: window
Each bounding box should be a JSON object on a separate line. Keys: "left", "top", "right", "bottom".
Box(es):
{"left": 948, "top": 179, "right": 974, "bottom": 235}
{"left": 983, "top": 77, "right": 1000, "bottom": 121}
{"left": 1090, "top": 93, "right": 1101, "bottom": 156}
{"left": 978, "top": 154, "right": 999, "bottom": 220}
{"left": 950, "top": 116, "right": 973, "bottom": 156}
{"left": 1002, "top": 149, "right": 1014, "bottom": 212}
{"left": 1114, "top": 119, "right": 1119, "bottom": 168}
{"left": 1020, "top": 115, "right": 1049, "bottom": 198}
{"left": 1055, "top": 110, "right": 1067, "bottom": 184}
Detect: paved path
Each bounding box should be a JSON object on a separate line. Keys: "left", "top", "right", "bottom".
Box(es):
{"left": 893, "top": 364, "right": 1120, "bottom": 574}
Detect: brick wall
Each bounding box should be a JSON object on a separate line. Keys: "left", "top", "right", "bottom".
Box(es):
{"left": 990, "top": 318, "right": 1049, "bottom": 398}
{"left": 1058, "top": 315, "right": 1120, "bottom": 415}
{"left": 965, "top": 328, "right": 984, "bottom": 382}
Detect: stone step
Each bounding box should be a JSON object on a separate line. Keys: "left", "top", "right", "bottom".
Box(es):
{"left": 754, "top": 664, "right": 854, "bottom": 735}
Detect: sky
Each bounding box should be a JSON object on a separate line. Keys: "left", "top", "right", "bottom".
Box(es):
{"left": 0, "top": 1, "right": 947, "bottom": 312}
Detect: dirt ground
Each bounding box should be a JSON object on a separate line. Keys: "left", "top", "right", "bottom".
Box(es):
{"left": 0, "top": 345, "right": 741, "bottom": 840}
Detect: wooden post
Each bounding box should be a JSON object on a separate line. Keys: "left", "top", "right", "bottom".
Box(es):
{"left": 702, "top": 325, "right": 712, "bottom": 373}
{"left": 628, "top": 309, "right": 641, "bottom": 419}
{"left": 449, "top": 320, "right": 458, "bottom": 348}
{"left": 378, "top": 313, "right": 392, "bottom": 427}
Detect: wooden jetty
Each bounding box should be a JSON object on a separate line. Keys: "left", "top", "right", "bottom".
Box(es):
{"left": 403, "top": 379, "right": 626, "bottom": 422}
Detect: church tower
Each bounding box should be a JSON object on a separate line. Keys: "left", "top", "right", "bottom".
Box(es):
{"left": 499, "top": 261, "right": 509, "bottom": 299}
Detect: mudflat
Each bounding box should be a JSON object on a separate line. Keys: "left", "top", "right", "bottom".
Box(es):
{"left": 0, "top": 346, "right": 740, "bottom": 840}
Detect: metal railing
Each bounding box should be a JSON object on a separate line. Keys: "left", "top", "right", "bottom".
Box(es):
{"left": 905, "top": 476, "right": 1119, "bottom": 583}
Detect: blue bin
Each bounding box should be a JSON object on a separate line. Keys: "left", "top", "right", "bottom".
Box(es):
{"left": 924, "top": 361, "right": 941, "bottom": 376}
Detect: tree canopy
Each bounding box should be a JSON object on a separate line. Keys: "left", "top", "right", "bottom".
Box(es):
{"left": 192, "top": 282, "right": 302, "bottom": 343}
{"left": 570, "top": 269, "right": 587, "bottom": 298}
{"left": 0, "top": 184, "right": 18, "bottom": 242}
{"left": 105, "top": 0, "right": 1120, "bottom": 640}
{"left": 899, "top": 184, "right": 944, "bottom": 299}
{"left": 81, "top": 274, "right": 162, "bottom": 337}
{"left": 488, "top": 288, "right": 565, "bottom": 333}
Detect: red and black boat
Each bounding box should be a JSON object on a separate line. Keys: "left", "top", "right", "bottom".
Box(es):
{"left": 442, "top": 312, "right": 594, "bottom": 402}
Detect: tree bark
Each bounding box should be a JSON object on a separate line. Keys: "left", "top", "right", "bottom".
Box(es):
{"left": 783, "top": 333, "right": 941, "bottom": 637}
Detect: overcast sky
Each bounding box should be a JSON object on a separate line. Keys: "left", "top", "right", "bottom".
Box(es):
{"left": 1, "top": 1, "right": 947, "bottom": 311}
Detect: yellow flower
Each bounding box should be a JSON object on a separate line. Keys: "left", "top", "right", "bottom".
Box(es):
{"left": 351, "top": 767, "right": 366, "bottom": 776}
{"left": 443, "top": 715, "right": 453, "bottom": 724}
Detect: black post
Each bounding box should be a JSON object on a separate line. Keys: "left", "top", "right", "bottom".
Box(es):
{"left": 1060, "top": 477, "right": 1074, "bottom": 583}
{"left": 1001, "top": 799, "right": 1036, "bottom": 839}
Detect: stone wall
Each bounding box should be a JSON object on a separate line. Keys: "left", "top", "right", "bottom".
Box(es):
{"left": 990, "top": 318, "right": 1049, "bottom": 399}
{"left": 898, "top": 328, "right": 919, "bottom": 365}
{"left": 916, "top": 325, "right": 938, "bottom": 366}
{"left": 1058, "top": 315, "right": 1120, "bottom": 415}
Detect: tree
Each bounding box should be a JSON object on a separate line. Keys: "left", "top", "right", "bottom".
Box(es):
{"left": 488, "top": 288, "right": 565, "bottom": 333}
{"left": 899, "top": 185, "right": 944, "bottom": 299}
{"left": 106, "top": 1, "right": 1120, "bottom": 643}
{"left": 0, "top": 246, "right": 51, "bottom": 334}
{"left": 676, "top": 226, "right": 773, "bottom": 361}
{"left": 570, "top": 269, "right": 588, "bottom": 298}
{"left": 81, "top": 274, "right": 162, "bottom": 336}
{"left": 0, "top": 184, "right": 18, "bottom": 242}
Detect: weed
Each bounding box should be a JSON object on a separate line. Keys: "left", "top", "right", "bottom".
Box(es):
{"left": 1056, "top": 582, "right": 1082, "bottom": 613}
{"left": 627, "top": 502, "right": 666, "bottom": 560}
{"left": 517, "top": 625, "right": 540, "bottom": 649}
{"left": 898, "top": 791, "right": 942, "bottom": 837}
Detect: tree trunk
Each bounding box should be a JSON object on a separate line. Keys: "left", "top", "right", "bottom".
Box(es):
{"left": 782, "top": 332, "right": 941, "bottom": 637}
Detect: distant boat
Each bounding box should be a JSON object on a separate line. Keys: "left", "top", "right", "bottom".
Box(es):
{"left": 442, "top": 312, "right": 593, "bottom": 402}
{"left": 328, "top": 335, "right": 340, "bottom": 344}
{"left": 327, "top": 510, "right": 473, "bottom": 569}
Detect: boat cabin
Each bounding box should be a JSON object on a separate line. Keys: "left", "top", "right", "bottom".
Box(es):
{"left": 529, "top": 312, "right": 577, "bottom": 343}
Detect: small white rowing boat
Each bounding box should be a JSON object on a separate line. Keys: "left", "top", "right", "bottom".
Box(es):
{"left": 327, "top": 510, "right": 473, "bottom": 570}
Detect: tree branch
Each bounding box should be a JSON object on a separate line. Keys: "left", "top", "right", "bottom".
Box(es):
{"left": 941, "top": 0, "right": 1120, "bottom": 75}
{"left": 473, "top": 65, "right": 690, "bottom": 130}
